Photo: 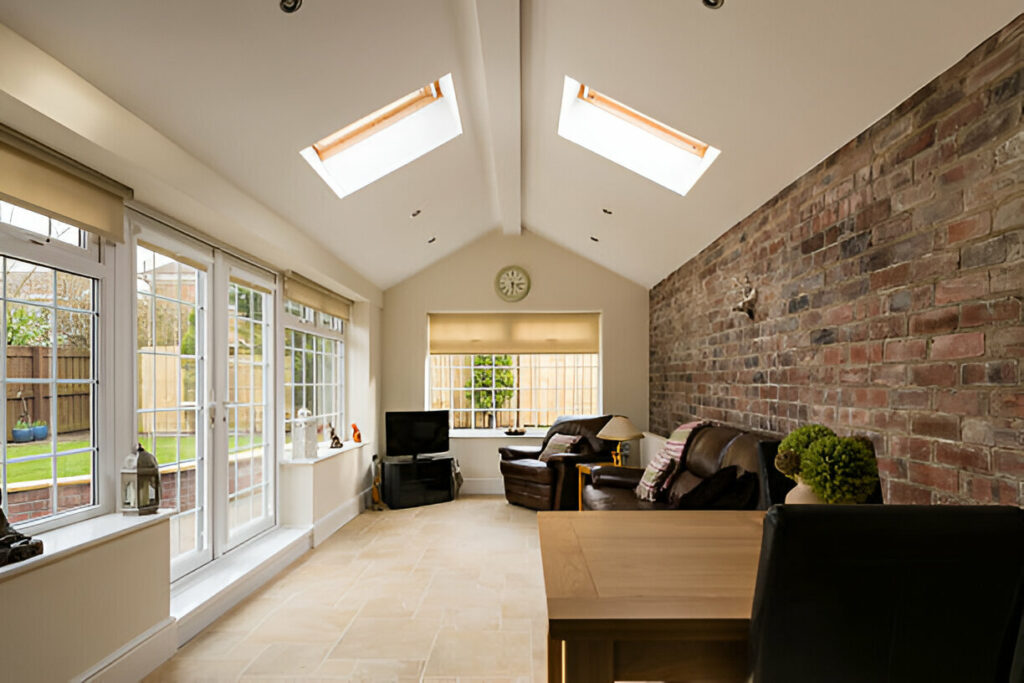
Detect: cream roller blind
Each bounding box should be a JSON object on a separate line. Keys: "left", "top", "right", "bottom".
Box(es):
{"left": 0, "top": 130, "right": 131, "bottom": 243}
{"left": 428, "top": 312, "right": 600, "bottom": 354}
{"left": 283, "top": 272, "right": 352, "bottom": 321}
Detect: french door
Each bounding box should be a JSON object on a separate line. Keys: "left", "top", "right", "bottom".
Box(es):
{"left": 133, "top": 213, "right": 276, "bottom": 580}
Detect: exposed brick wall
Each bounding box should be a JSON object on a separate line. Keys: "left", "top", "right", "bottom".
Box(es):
{"left": 650, "top": 15, "right": 1024, "bottom": 506}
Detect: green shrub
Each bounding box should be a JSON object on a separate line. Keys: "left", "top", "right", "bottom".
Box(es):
{"left": 776, "top": 424, "right": 835, "bottom": 479}
{"left": 801, "top": 436, "right": 879, "bottom": 504}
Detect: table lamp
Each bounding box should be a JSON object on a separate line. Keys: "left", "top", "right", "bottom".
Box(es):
{"left": 597, "top": 416, "right": 644, "bottom": 466}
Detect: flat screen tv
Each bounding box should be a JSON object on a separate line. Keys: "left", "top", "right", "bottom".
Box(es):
{"left": 386, "top": 410, "right": 450, "bottom": 457}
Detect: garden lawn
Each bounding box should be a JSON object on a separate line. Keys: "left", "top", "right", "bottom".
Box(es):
{"left": 4, "top": 435, "right": 261, "bottom": 483}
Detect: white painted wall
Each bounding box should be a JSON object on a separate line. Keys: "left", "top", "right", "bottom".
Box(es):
{"left": 382, "top": 229, "right": 649, "bottom": 489}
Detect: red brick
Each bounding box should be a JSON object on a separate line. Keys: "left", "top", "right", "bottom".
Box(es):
{"left": 891, "top": 436, "right": 933, "bottom": 461}
{"left": 994, "top": 450, "right": 1024, "bottom": 478}
{"left": 911, "top": 413, "right": 959, "bottom": 441}
{"left": 910, "top": 363, "right": 957, "bottom": 387}
{"left": 908, "top": 462, "right": 959, "bottom": 492}
{"left": 883, "top": 338, "right": 926, "bottom": 362}
{"left": 935, "top": 389, "right": 986, "bottom": 416}
{"left": 892, "top": 389, "right": 931, "bottom": 409}
{"left": 887, "top": 480, "right": 933, "bottom": 505}
{"left": 960, "top": 298, "right": 1022, "bottom": 327}
{"left": 934, "top": 272, "right": 989, "bottom": 305}
{"left": 908, "top": 307, "right": 959, "bottom": 335}
{"left": 876, "top": 456, "right": 908, "bottom": 480}
{"left": 935, "top": 442, "right": 990, "bottom": 472}
{"left": 991, "top": 391, "right": 1024, "bottom": 419}
{"left": 929, "top": 331, "right": 985, "bottom": 359}
{"left": 945, "top": 212, "right": 991, "bottom": 244}
{"left": 989, "top": 326, "right": 1024, "bottom": 357}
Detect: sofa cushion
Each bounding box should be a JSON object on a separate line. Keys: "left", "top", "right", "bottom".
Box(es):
{"left": 720, "top": 432, "right": 762, "bottom": 474}
{"left": 665, "top": 470, "right": 705, "bottom": 507}
{"left": 684, "top": 426, "right": 742, "bottom": 477}
{"left": 635, "top": 439, "right": 686, "bottom": 501}
{"left": 499, "top": 457, "right": 554, "bottom": 484}
{"left": 583, "top": 484, "right": 672, "bottom": 511}
{"left": 538, "top": 434, "right": 581, "bottom": 462}
{"left": 675, "top": 466, "right": 758, "bottom": 510}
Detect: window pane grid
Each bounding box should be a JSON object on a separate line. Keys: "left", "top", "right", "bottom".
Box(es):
{"left": 3, "top": 256, "right": 97, "bottom": 524}
{"left": 284, "top": 327, "right": 343, "bottom": 448}
{"left": 135, "top": 245, "right": 204, "bottom": 560}
{"left": 429, "top": 353, "right": 599, "bottom": 429}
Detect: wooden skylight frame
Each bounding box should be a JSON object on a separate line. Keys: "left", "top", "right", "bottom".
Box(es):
{"left": 313, "top": 79, "right": 443, "bottom": 162}
{"left": 576, "top": 83, "right": 709, "bottom": 158}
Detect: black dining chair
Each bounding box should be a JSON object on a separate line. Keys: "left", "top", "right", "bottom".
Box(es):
{"left": 749, "top": 504, "right": 1024, "bottom": 683}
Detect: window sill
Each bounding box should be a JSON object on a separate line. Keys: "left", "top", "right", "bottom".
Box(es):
{"left": 449, "top": 429, "right": 547, "bottom": 439}
{"left": 280, "top": 440, "right": 370, "bottom": 466}
{"left": 0, "top": 509, "right": 174, "bottom": 583}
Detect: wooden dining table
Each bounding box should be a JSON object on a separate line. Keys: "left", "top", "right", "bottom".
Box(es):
{"left": 538, "top": 509, "right": 765, "bottom": 683}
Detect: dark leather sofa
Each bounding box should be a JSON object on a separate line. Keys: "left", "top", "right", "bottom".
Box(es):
{"left": 499, "top": 415, "right": 615, "bottom": 511}
{"left": 582, "top": 424, "right": 783, "bottom": 511}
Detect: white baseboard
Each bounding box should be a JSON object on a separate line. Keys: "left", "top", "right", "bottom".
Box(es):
{"left": 312, "top": 487, "right": 369, "bottom": 546}
{"left": 172, "top": 527, "right": 311, "bottom": 647}
{"left": 78, "top": 617, "right": 176, "bottom": 683}
{"left": 461, "top": 477, "right": 504, "bottom": 495}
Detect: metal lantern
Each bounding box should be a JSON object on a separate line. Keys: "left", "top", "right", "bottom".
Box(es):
{"left": 121, "top": 443, "right": 160, "bottom": 515}
{"left": 292, "top": 407, "right": 317, "bottom": 460}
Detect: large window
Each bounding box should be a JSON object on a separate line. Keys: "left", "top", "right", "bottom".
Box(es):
{"left": 427, "top": 312, "right": 601, "bottom": 429}
{"left": 283, "top": 302, "right": 345, "bottom": 447}
{"left": 430, "top": 353, "right": 599, "bottom": 429}
{"left": 3, "top": 223, "right": 104, "bottom": 527}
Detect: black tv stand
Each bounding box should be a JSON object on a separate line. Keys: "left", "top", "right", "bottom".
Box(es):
{"left": 382, "top": 454, "right": 454, "bottom": 509}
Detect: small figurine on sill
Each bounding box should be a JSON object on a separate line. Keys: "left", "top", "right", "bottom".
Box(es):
{"left": 351, "top": 423, "right": 362, "bottom": 443}
{"left": 328, "top": 423, "right": 343, "bottom": 449}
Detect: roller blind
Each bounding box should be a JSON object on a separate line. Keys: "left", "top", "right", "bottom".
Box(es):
{"left": 0, "top": 129, "right": 131, "bottom": 243}
{"left": 283, "top": 272, "right": 352, "bottom": 321}
{"left": 428, "top": 312, "right": 600, "bottom": 354}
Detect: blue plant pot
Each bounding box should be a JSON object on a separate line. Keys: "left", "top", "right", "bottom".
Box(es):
{"left": 33, "top": 425, "right": 48, "bottom": 440}
{"left": 12, "top": 428, "right": 33, "bottom": 443}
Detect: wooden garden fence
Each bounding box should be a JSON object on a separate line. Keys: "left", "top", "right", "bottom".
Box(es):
{"left": 5, "top": 346, "right": 91, "bottom": 439}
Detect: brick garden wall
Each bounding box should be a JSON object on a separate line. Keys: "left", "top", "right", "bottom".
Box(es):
{"left": 649, "top": 15, "right": 1024, "bottom": 505}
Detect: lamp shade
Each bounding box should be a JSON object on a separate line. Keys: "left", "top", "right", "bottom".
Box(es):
{"left": 597, "top": 416, "right": 644, "bottom": 442}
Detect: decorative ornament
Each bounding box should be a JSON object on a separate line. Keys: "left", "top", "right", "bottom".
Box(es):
{"left": 731, "top": 275, "right": 757, "bottom": 319}
{"left": 495, "top": 265, "right": 531, "bottom": 302}
{"left": 351, "top": 423, "right": 362, "bottom": 443}
{"left": 292, "top": 407, "right": 317, "bottom": 460}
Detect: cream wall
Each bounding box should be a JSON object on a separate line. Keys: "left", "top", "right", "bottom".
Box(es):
{"left": 382, "top": 229, "right": 649, "bottom": 489}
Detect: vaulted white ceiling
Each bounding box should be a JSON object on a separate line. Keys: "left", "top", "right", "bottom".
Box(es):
{"left": 0, "top": 1, "right": 1019, "bottom": 291}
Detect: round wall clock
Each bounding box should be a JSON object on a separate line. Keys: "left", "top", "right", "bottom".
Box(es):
{"left": 495, "top": 265, "right": 531, "bottom": 302}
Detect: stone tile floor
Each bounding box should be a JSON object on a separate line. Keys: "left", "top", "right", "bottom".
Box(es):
{"left": 145, "top": 495, "right": 548, "bottom": 682}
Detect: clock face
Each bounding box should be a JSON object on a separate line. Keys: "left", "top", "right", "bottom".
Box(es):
{"left": 495, "top": 266, "right": 530, "bottom": 302}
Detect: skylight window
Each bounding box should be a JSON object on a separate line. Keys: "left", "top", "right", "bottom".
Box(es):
{"left": 301, "top": 73, "right": 462, "bottom": 199}
{"left": 557, "top": 76, "right": 720, "bottom": 196}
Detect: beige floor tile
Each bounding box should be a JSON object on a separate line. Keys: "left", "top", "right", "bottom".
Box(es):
{"left": 242, "top": 641, "right": 332, "bottom": 676}
{"left": 243, "top": 604, "right": 358, "bottom": 643}
{"left": 328, "top": 616, "right": 441, "bottom": 660}
{"left": 424, "top": 630, "right": 532, "bottom": 678}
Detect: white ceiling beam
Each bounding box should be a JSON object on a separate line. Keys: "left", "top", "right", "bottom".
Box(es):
{"left": 457, "top": 0, "right": 522, "bottom": 236}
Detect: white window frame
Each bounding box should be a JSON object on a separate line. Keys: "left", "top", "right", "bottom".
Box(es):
{"left": 217, "top": 256, "right": 277, "bottom": 552}
{"left": 130, "top": 212, "right": 215, "bottom": 580}
{"left": 1, "top": 216, "right": 118, "bottom": 534}
{"left": 282, "top": 300, "right": 346, "bottom": 452}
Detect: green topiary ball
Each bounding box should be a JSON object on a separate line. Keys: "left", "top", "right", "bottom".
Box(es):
{"left": 776, "top": 424, "right": 836, "bottom": 480}
{"left": 801, "top": 436, "right": 879, "bottom": 504}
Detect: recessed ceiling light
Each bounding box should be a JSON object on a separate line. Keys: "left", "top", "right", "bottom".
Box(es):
{"left": 590, "top": 236, "right": 600, "bottom": 242}
{"left": 427, "top": 236, "right": 437, "bottom": 244}
{"left": 411, "top": 209, "right": 422, "bottom": 218}
{"left": 300, "top": 73, "right": 462, "bottom": 199}
{"left": 557, "top": 76, "right": 720, "bottom": 196}
{"left": 602, "top": 208, "right": 613, "bottom": 215}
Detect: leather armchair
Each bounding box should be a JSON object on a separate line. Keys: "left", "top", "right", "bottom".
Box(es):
{"left": 750, "top": 504, "right": 1024, "bottom": 683}
{"left": 499, "top": 415, "right": 615, "bottom": 511}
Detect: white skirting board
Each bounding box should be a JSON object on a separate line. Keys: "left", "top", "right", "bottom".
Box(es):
{"left": 312, "top": 487, "right": 370, "bottom": 546}
{"left": 461, "top": 477, "right": 504, "bottom": 495}
{"left": 78, "top": 617, "right": 176, "bottom": 683}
